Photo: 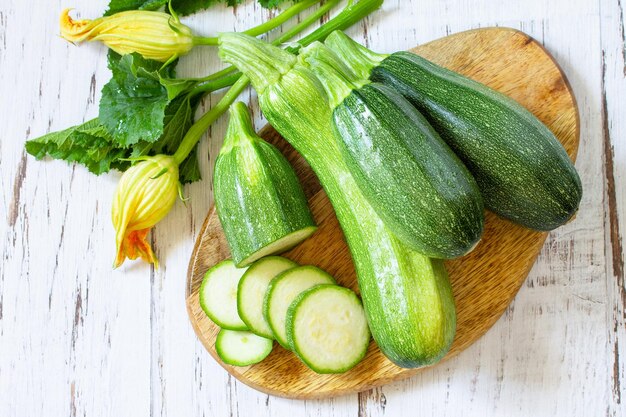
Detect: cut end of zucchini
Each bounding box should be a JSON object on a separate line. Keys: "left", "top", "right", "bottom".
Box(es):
{"left": 215, "top": 329, "right": 273, "bottom": 367}
{"left": 286, "top": 285, "right": 370, "bottom": 374}
{"left": 237, "top": 256, "right": 298, "bottom": 339}
{"left": 199, "top": 260, "right": 248, "bottom": 330}
{"left": 264, "top": 266, "right": 336, "bottom": 349}
{"left": 237, "top": 226, "right": 317, "bottom": 268}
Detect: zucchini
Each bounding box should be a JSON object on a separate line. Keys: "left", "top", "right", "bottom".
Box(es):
{"left": 214, "top": 102, "right": 317, "bottom": 267}
{"left": 285, "top": 284, "right": 370, "bottom": 373}
{"left": 299, "top": 43, "right": 484, "bottom": 258}
{"left": 215, "top": 329, "right": 273, "bottom": 366}
{"left": 324, "top": 30, "right": 582, "bottom": 231}
{"left": 263, "top": 265, "right": 336, "bottom": 349}
{"left": 237, "top": 256, "right": 297, "bottom": 338}
{"left": 219, "top": 33, "right": 456, "bottom": 368}
{"left": 199, "top": 260, "right": 248, "bottom": 331}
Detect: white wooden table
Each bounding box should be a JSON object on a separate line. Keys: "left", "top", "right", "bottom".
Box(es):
{"left": 1, "top": 0, "right": 624, "bottom": 415}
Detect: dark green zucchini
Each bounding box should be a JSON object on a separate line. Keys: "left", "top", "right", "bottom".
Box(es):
{"left": 300, "top": 43, "right": 484, "bottom": 259}
{"left": 325, "top": 30, "right": 582, "bottom": 231}
{"left": 214, "top": 102, "right": 316, "bottom": 267}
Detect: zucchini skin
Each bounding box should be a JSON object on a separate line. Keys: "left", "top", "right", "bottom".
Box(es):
{"left": 333, "top": 82, "right": 484, "bottom": 258}
{"left": 258, "top": 68, "right": 456, "bottom": 368}
{"left": 371, "top": 52, "right": 582, "bottom": 231}
{"left": 214, "top": 107, "right": 316, "bottom": 267}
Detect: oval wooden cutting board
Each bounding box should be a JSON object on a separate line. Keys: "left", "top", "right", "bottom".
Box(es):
{"left": 186, "top": 27, "right": 580, "bottom": 399}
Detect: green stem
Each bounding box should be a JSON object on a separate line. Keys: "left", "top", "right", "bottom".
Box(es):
{"left": 275, "top": 0, "right": 341, "bottom": 45}
{"left": 193, "top": 37, "right": 218, "bottom": 46}
{"left": 190, "top": 0, "right": 340, "bottom": 95}
{"left": 173, "top": 0, "right": 384, "bottom": 164}
{"left": 192, "top": 0, "right": 322, "bottom": 46}
{"left": 173, "top": 76, "right": 250, "bottom": 165}
{"left": 324, "top": 29, "right": 387, "bottom": 79}
{"left": 299, "top": 42, "right": 364, "bottom": 108}
{"left": 220, "top": 102, "right": 258, "bottom": 153}
{"left": 190, "top": 72, "right": 242, "bottom": 97}
{"left": 293, "top": 0, "right": 384, "bottom": 51}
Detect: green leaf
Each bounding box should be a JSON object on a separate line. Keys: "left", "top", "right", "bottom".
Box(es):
{"left": 105, "top": 0, "right": 168, "bottom": 15}
{"left": 99, "top": 52, "right": 173, "bottom": 146}
{"left": 159, "top": 76, "right": 201, "bottom": 100}
{"left": 25, "top": 119, "right": 131, "bottom": 175}
{"left": 131, "top": 96, "right": 203, "bottom": 183}
{"left": 179, "top": 146, "right": 202, "bottom": 183}
{"left": 257, "top": 0, "right": 292, "bottom": 8}
{"left": 25, "top": 114, "right": 203, "bottom": 183}
{"left": 224, "top": 0, "right": 247, "bottom": 6}
{"left": 96, "top": 51, "right": 202, "bottom": 182}
{"left": 105, "top": 0, "right": 287, "bottom": 17}
{"left": 169, "top": 0, "right": 221, "bottom": 16}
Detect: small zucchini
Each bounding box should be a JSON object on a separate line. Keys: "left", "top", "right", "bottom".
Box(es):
{"left": 214, "top": 102, "right": 317, "bottom": 267}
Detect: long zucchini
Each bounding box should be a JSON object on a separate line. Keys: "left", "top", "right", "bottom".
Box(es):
{"left": 219, "top": 33, "right": 456, "bottom": 368}
{"left": 214, "top": 102, "right": 317, "bottom": 267}
{"left": 299, "top": 43, "right": 484, "bottom": 258}
{"left": 325, "top": 30, "right": 582, "bottom": 231}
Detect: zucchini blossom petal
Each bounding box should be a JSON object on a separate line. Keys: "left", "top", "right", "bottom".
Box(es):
{"left": 60, "top": 8, "right": 194, "bottom": 62}
{"left": 112, "top": 155, "right": 179, "bottom": 268}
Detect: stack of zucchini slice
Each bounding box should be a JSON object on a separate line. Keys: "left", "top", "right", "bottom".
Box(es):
{"left": 200, "top": 257, "right": 370, "bottom": 373}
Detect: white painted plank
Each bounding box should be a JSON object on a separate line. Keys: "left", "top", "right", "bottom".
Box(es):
{"left": 600, "top": 0, "right": 626, "bottom": 416}
{"left": 0, "top": 0, "right": 151, "bottom": 416}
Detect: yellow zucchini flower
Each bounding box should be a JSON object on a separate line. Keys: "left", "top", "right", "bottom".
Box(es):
{"left": 112, "top": 155, "right": 179, "bottom": 268}
{"left": 60, "top": 8, "right": 195, "bottom": 62}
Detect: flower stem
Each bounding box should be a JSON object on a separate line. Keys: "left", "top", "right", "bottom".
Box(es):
{"left": 192, "top": 37, "right": 218, "bottom": 46}
{"left": 173, "top": 76, "right": 250, "bottom": 165}
{"left": 296, "top": 0, "right": 384, "bottom": 49}
{"left": 192, "top": 0, "right": 323, "bottom": 46}
{"left": 190, "top": 0, "right": 341, "bottom": 96}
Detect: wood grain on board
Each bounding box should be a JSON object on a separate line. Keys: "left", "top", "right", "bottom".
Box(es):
{"left": 185, "top": 27, "right": 580, "bottom": 398}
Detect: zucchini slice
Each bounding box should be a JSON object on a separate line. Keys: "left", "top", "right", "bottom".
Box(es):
{"left": 286, "top": 285, "right": 370, "bottom": 373}
{"left": 237, "top": 256, "right": 298, "bottom": 338}
{"left": 215, "top": 329, "right": 273, "bottom": 367}
{"left": 214, "top": 102, "right": 317, "bottom": 267}
{"left": 263, "top": 266, "right": 336, "bottom": 349}
{"left": 199, "top": 260, "right": 248, "bottom": 330}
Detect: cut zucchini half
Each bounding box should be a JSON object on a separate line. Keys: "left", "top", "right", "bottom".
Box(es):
{"left": 286, "top": 284, "right": 370, "bottom": 374}
{"left": 215, "top": 329, "right": 273, "bottom": 367}
{"left": 214, "top": 102, "right": 317, "bottom": 268}
{"left": 263, "top": 266, "right": 336, "bottom": 349}
{"left": 199, "top": 260, "right": 248, "bottom": 330}
{"left": 237, "top": 256, "right": 298, "bottom": 338}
